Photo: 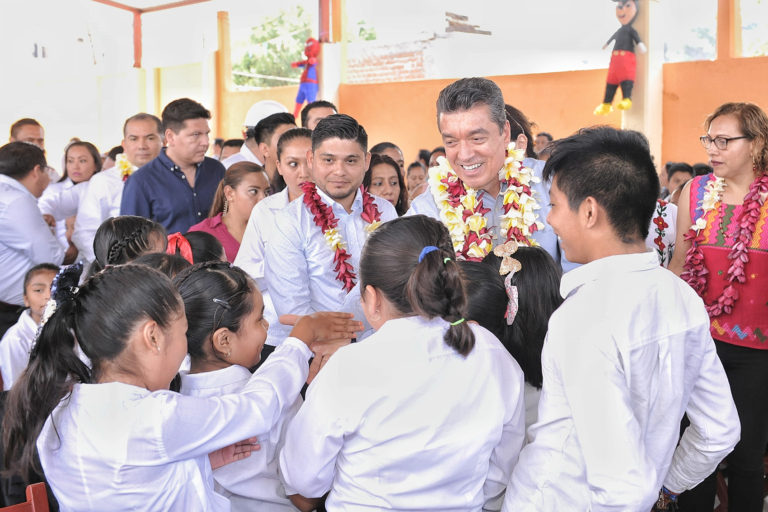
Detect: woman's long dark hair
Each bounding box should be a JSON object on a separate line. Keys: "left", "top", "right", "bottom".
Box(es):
{"left": 363, "top": 153, "right": 409, "bottom": 215}
{"left": 360, "top": 215, "right": 474, "bottom": 356}
{"left": 2, "top": 264, "right": 181, "bottom": 480}
{"left": 173, "top": 262, "right": 255, "bottom": 361}
{"left": 460, "top": 247, "right": 563, "bottom": 388}
{"left": 58, "top": 141, "right": 102, "bottom": 183}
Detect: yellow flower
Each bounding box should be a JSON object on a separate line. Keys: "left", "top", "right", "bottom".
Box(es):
{"left": 466, "top": 214, "right": 486, "bottom": 233}
{"left": 461, "top": 192, "right": 477, "bottom": 211}
{"left": 466, "top": 242, "right": 488, "bottom": 259}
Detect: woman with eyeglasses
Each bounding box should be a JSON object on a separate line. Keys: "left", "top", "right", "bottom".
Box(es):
{"left": 669, "top": 102, "right": 768, "bottom": 512}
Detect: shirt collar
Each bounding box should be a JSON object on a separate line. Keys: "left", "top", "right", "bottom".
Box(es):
{"left": 560, "top": 250, "right": 659, "bottom": 300}
{"left": 240, "top": 144, "right": 263, "bottom": 166}
{"left": 157, "top": 147, "right": 201, "bottom": 172}
{"left": 179, "top": 365, "right": 251, "bottom": 391}
{"left": 207, "top": 212, "right": 224, "bottom": 227}
{"left": 0, "top": 174, "right": 35, "bottom": 198}
{"left": 316, "top": 185, "right": 364, "bottom": 215}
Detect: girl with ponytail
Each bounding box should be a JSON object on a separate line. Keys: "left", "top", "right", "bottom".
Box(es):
{"left": 2, "top": 263, "right": 351, "bottom": 511}
{"left": 89, "top": 215, "right": 167, "bottom": 275}
{"left": 279, "top": 215, "right": 526, "bottom": 511}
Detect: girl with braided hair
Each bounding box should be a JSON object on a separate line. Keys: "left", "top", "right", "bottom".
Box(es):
{"left": 2, "top": 263, "right": 357, "bottom": 510}
{"left": 90, "top": 215, "right": 167, "bottom": 274}
{"left": 279, "top": 215, "right": 526, "bottom": 511}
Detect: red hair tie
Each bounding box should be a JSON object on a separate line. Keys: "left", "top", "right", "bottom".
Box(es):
{"left": 167, "top": 233, "right": 193, "bottom": 264}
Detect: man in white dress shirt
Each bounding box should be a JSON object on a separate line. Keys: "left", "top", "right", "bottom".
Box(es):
{"left": 0, "top": 142, "right": 64, "bottom": 336}
{"left": 72, "top": 113, "right": 163, "bottom": 265}
{"left": 503, "top": 127, "right": 740, "bottom": 511}
{"left": 9, "top": 118, "right": 59, "bottom": 182}
{"left": 406, "top": 77, "right": 560, "bottom": 264}
{"left": 264, "top": 115, "right": 397, "bottom": 344}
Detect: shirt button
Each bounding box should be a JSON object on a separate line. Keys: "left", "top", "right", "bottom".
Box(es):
{"left": 182, "top": 175, "right": 186, "bottom": 180}
{"left": 198, "top": 212, "right": 202, "bottom": 216}
{"left": 193, "top": 192, "right": 197, "bottom": 197}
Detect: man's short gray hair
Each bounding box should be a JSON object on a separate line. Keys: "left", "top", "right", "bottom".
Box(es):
{"left": 436, "top": 78, "right": 507, "bottom": 133}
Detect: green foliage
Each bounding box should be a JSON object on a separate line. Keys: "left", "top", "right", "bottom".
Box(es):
{"left": 351, "top": 20, "right": 377, "bottom": 41}
{"left": 233, "top": 5, "right": 312, "bottom": 88}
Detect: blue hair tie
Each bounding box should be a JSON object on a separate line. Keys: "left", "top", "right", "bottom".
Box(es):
{"left": 418, "top": 246, "right": 439, "bottom": 263}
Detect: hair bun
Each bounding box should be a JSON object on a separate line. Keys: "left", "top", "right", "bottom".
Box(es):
{"left": 51, "top": 262, "right": 84, "bottom": 305}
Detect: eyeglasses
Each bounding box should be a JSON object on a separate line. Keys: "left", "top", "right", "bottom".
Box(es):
{"left": 699, "top": 135, "right": 749, "bottom": 150}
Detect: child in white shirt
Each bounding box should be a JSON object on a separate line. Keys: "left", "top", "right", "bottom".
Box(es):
{"left": 0, "top": 263, "right": 58, "bottom": 390}
{"left": 174, "top": 261, "right": 362, "bottom": 511}
{"left": 1, "top": 262, "right": 346, "bottom": 511}
{"left": 280, "top": 215, "right": 526, "bottom": 511}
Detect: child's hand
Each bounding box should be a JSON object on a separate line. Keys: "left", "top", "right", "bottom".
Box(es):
{"left": 208, "top": 437, "right": 260, "bottom": 470}
{"left": 281, "top": 312, "right": 363, "bottom": 346}
{"left": 307, "top": 340, "right": 350, "bottom": 385}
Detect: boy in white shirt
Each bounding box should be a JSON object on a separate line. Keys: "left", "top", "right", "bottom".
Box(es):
{"left": 503, "top": 127, "right": 740, "bottom": 512}
{"left": 264, "top": 114, "right": 397, "bottom": 343}
{"left": 0, "top": 263, "right": 58, "bottom": 389}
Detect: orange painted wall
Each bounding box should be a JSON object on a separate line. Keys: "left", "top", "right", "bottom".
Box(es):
{"left": 662, "top": 56, "right": 768, "bottom": 166}
{"left": 337, "top": 70, "right": 621, "bottom": 163}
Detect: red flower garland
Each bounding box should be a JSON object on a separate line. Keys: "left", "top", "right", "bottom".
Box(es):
{"left": 681, "top": 173, "right": 768, "bottom": 317}
{"left": 301, "top": 181, "right": 382, "bottom": 292}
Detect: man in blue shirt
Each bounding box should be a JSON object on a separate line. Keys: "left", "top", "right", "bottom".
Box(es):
{"left": 120, "top": 98, "right": 225, "bottom": 234}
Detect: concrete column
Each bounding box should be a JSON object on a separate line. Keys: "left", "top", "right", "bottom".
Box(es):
{"left": 621, "top": 0, "right": 664, "bottom": 163}
{"left": 718, "top": 0, "right": 742, "bottom": 59}
{"left": 215, "top": 10, "right": 232, "bottom": 137}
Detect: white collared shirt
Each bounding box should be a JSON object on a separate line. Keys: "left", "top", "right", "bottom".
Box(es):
{"left": 234, "top": 189, "right": 290, "bottom": 346}
{"left": 222, "top": 143, "right": 263, "bottom": 169}
{"left": 280, "top": 315, "right": 526, "bottom": 511}
{"left": 504, "top": 251, "right": 740, "bottom": 512}
{"left": 0, "top": 175, "right": 64, "bottom": 305}
{"left": 38, "top": 338, "right": 312, "bottom": 512}
{"left": 179, "top": 364, "right": 301, "bottom": 512}
{"left": 37, "top": 177, "right": 82, "bottom": 251}
{"left": 264, "top": 188, "right": 397, "bottom": 343}
{"left": 72, "top": 166, "right": 125, "bottom": 264}
{"left": 0, "top": 309, "right": 38, "bottom": 390}
{"left": 407, "top": 158, "right": 560, "bottom": 265}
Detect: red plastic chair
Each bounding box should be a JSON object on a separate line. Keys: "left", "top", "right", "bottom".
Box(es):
{"left": 0, "top": 483, "right": 49, "bottom": 511}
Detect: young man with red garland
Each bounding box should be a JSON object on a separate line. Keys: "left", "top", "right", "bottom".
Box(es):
{"left": 264, "top": 114, "right": 397, "bottom": 344}
{"left": 406, "top": 77, "right": 560, "bottom": 265}
{"left": 503, "top": 127, "right": 739, "bottom": 512}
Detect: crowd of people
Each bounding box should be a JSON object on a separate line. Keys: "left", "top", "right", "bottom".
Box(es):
{"left": 0, "top": 76, "right": 766, "bottom": 512}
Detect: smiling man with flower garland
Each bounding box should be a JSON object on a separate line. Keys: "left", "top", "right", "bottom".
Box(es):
{"left": 407, "top": 77, "right": 558, "bottom": 263}
{"left": 502, "top": 126, "right": 739, "bottom": 512}
{"left": 264, "top": 114, "right": 397, "bottom": 344}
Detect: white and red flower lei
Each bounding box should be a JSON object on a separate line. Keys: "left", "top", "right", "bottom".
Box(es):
{"left": 427, "top": 144, "right": 543, "bottom": 261}
{"left": 681, "top": 173, "right": 768, "bottom": 317}
{"left": 117, "top": 153, "right": 137, "bottom": 182}
{"left": 301, "top": 181, "right": 381, "bottom": 292}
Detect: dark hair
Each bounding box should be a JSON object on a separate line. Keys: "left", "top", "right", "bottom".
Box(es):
{"left": 214, "top": 138, "right": 224, "bottom": 147}
{"left": 23, "top": 263, "right": 59, "bottom": 291}
{"left": 221, "top": 138, "right": 244, "bottom": 150}
{"left": 132, "top": 252, "right": 191, "bottom": 278}
{"left": 182, "top": 231, "right": 224, "bottom": 264}
{"left": 173, "top": 262, "right": 255, "bottom": 360}
{"left": 277, "top": 127, "right": 312, "bottom": 161}
{"left": 123, "top": 113, "right": 162, "bottom": 137}
{"left": 460, "top": 247, "right": 562, "bottom": 388}
{"left": 3, "top": 264, "right": 182, "bottom": 480}
{"left": 0, "top": 141, "right": 46, "bottom": 179}
{"left": 692, "top": 162, "right": 713, "bottom": 176}
{"left": 363, "top": 153, "right": 408, "bottom": 215}
{"left": 59, "top": 141, "right": 102, "bottom": 183}
{"left": 209, "top": 161, "right": 268, "bottom": 216}
{"left": 92, "top": 216, "right": 167, "bottom": 272}
{"left": 436, "top": 77, "right": 506, "bottom": 133}
{"left": 360, "top": 215, "right": 474, "bottom": 356}
{"left": 543, "top": 126, "right": 659, "bottom": 241}
{"left": 407, "top": 161, "right": 426, "bottom": 177}
{"left": 9, "top": 118, "right": 42, "bottom": 140}
{"left": 369, "top": 142, "right": 402, "bottom": 156}
{"left": 312, "top": 114, "right": 368, "bottom": 152}
{"left": 666, "top": 162, "right": 694, "bottom": 180}
{"left": 537, "top": 132, "right": 553, "bottom": 142}
{"left": 107, "top": 145, "right": 124, "bottom": 161}
{"left": 418, "top": 149, "right": 430, "bottom": 165}
{"left": 300, "top": 100, "right": 337, "bottom": 128}
{"left": 161, "top": 98, "right": 211, "bottom": 134}
{"left": 253, "top": 112, "right": 296, "bottom": 145}
{"left": 505, "top": 104, "right": 536, "bottom": 159}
